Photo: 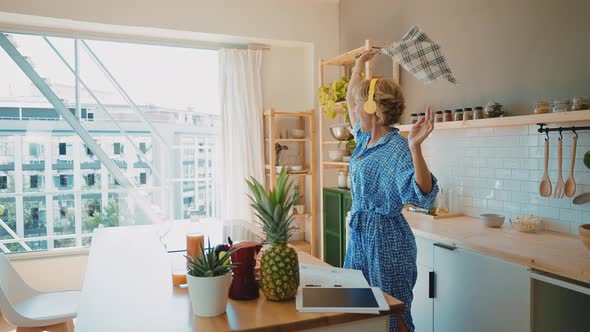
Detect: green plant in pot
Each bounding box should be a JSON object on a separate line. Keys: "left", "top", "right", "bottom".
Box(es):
{"left": 186, "top": 239, "right": 237, "bottom": 317}
{"left": 318, "top": 77, "right": 349, "bottom": 120}
{"left": 246, "top": 168, "right": 299, "bottom": 301}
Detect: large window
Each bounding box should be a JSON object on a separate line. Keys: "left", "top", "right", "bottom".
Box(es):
{"left": 0, "top": 32, "right": 220, "bottom": 253}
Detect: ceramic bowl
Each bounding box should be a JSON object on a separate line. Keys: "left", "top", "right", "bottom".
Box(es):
{"left": 290, "top": 129, "right": 305, "bottom": 139}
{"left": 579, "top": 224, "right": 590, "bottom": 250}
{"left": 275, "top": 165, "right": 287, "bottom": 173}
{"left": 290, "top": 165, "right": 303, "bottom": 171}
{"left": 328, "top": 150, "right": 345, "bottom": 161}
{"left": 479, "top": 214, "right": 505, "bottom": 228}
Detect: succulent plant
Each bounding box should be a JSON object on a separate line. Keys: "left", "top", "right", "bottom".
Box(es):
{"left": 186, "top": 238, "right": 237, "bottom": 278}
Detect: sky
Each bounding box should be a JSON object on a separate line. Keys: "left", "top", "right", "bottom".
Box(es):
{"left": 0, "top": 33, "right": 220, "bottom": 114}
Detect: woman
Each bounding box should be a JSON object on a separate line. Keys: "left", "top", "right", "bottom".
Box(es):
{"left": 343, "top": 50, "right": 439, "bottom": 332}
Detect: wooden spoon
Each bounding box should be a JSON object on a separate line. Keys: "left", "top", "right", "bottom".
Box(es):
{"left": 564, "top": 136, "right": 577, "bottom": 197}
{"left": 573, "top": 192, "right": 590, "bottom": 205}
{"left": 553, "top": 138, "right": 564, "bottom": 198}
{"left": 539, "top": 139, "right": 552, "bottom": 197}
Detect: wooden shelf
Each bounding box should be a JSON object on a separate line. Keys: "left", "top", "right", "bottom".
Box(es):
{"left": 322, "top": 161, "right": 349, "bottom": 168}
{"left": 265, "top": 138, "right": 310, "bottom": 142}
{"left": 266, "top": 172, "right": 312, "bottom": 177}
{"left": 322, "top": 141, "right": 341, "bottom": 145}
{"left": 321, "top": 42, "right": 390, "bottom": 66}
{"left": 290, "top": 240, "right": 311, "bottom": 254}
{"left": 396, "top": 110, "right": 590, "bottom": 132}
{"left": 263, "top": 110, "right": 313, "bottom": 117}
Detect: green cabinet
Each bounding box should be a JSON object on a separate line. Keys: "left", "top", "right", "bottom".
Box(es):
{"left": 323, "top": 188, "right": 352, "bottom": 267}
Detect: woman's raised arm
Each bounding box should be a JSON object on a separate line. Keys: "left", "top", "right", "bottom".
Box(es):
{"left": 346, "top": 50, "right": 375, "bottom": 126}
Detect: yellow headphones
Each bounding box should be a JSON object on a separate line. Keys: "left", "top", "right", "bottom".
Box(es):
{"left": 364, "top": 78, "right": 379, "bottom": 114}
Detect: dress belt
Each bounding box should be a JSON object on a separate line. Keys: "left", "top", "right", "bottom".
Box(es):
{"left": 349, "top": 209, "right": 403, "bottom": 231}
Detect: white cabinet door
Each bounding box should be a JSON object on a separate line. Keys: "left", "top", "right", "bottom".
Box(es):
{"left": 412, "top": 263, "right": 434, "bottom": 332}
{"left": 433, "top": 244, "right": 530, "bottom": 332}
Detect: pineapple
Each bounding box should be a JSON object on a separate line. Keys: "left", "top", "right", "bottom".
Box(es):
{"left": 246, "top": 169, "right": 299, "bottom": 301}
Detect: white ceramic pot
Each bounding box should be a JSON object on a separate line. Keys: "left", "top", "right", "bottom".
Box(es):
{"left": 187, "top": 273, "right": 232, "bottom": 317}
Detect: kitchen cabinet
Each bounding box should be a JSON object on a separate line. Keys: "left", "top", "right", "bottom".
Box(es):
{"left": 322, "top": 188, "right": 352, "bottom": 267}
{"left": 412, "top": 236, "right": 434, "bottom": 332}
{"left": 433, "top": 243, "right": 530, "bottom": 332}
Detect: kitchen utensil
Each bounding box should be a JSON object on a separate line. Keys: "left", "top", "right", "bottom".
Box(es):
{"left": 510, "top": 215, "right": 542, "bottom": 233}
{"left": 479, "top": 214, "right": 505, "bottom": 228}
{"left": 328, "top": 150, "right": 345, "bottom": 161}
{"left": 553, "top": 138, "right": 564, "bottom": 198}
{"left": 584, "top": 151, "right": 590, "bottom": 169}
{"left": 229, "top": 241, "right": 263, "bottom": 300}
{"left": 579, "top": 224, "right": 590, "bottom": 250}
{"left": 329, "top": 124, "right": 353, "bottom": 141}
{"left": 573, "top": 193, "right": 590, "bottom": 205}
{"left": 290, "top": 129, "right": 305, "bottom": 139}
{"left": 539, "top": 139, "right": 552, "bottom": 197}
{"left": 408, "top": 206, "right": 437, "bottom": 216}
{"left": 564, "top": 137, "right": 577, "bottom": 197}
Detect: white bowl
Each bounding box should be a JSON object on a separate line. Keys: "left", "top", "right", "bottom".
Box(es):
{"left": 290, "top": 129, "right": 305, "bottom": 139}
{"left": 290, "top": 165, "right": 303, "bottom": 171}
{"left": 275, "top": 165, "right": 287, "bottom": 173}
{"left": 328, "top": 150, "right": 345, "bottom": 161}
{"left": 480, "top": 214, "right": 505, "bottom": 228}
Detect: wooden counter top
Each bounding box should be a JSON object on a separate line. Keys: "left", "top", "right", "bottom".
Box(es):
{"left": 404, "top": 211, "right": 590, "bottom": 284}
{"left": 76, "top": 226, "right": 404, "bottom": 332}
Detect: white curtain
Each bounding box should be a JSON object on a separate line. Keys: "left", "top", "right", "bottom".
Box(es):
{"left": 218, "top": 48, "right": 265, "bottom": 221}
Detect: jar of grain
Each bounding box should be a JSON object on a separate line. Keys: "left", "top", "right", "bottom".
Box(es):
{"left": 443, "top": 110, "right": 453, "bottom": 122}
{"left": 552, "top": 99, "right": 570, "bottom": 112}
{"left": 434, "top": 111, "right": 443, "bottom": 123}
{"left": 410, "top": 113, "right": 418, "bottom": 124}
{"left": 464, "top": 107, "right": 473, "bottom": 120}
{"left": 571, "top": 97, "right": 585, "bottom": 111}
{"left": 473, "top": 106, "right": 484, "bottom": 119}
{"left": 453, "top": 109, "right": 463, "bottom": 121}
{"left": 534, "top": 101, "right": 551, "bottom": 114}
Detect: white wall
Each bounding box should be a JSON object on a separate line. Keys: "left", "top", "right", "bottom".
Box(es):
{"left": 0, "top": 0, "right": 340, "bottom": 290}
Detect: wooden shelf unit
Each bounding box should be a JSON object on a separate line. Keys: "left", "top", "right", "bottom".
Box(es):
{"left": 396, "top": 109, "right": 590, "bottom": 132}
{"left": 263, "top": 108, "right": 317, "bottom": 256}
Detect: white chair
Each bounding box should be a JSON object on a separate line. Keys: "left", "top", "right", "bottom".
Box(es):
{"left": 0, "top": 254, "right": 79, "bottom": 332}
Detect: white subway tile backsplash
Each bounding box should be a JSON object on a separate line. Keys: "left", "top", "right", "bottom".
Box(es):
{"left": 426, "top": 123, "right": 590, "bottom": 234}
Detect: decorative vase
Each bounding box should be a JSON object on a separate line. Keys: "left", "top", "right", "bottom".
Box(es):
{"left": 187, "top": 273, "right": 232, "bottom": 317}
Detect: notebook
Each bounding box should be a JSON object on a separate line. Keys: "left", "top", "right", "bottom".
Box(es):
{"left": 295, "top": 287, "right": 390, "bottom": 314}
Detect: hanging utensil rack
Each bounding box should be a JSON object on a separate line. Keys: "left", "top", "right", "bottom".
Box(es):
{"left": 537, "top": 123, "right": 589, "bottom": 140}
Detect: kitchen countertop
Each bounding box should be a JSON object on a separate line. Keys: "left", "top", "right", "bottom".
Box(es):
{"left": 404, "top": 211, "right": 590, "bottom": 284}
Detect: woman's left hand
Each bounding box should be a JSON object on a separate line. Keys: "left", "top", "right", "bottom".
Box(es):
{"left": 408, "top": 107, "right": 434, "bottom": 150}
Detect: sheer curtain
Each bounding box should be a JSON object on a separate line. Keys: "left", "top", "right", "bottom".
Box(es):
{"left": 218, "top": 48, "right": 265, "bottom": 221}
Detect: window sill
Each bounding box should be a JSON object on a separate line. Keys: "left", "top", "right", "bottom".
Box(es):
{"left": 7, "top": 247, "right": 90, "bottom": 261}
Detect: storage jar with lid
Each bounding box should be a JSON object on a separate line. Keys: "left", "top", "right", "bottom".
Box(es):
{"left": 443, "top": 110, "right": 453, "bottom": 122}
{"left": 552, "top": 99, "right": 571, "bottom": 112}
{"left": 338, "top": 170, "right": 348, "bottom": 189}
{"left": 463, "top": 107, "right": 473, "bottom": 120}
{"left": 434, "top": 111, "right": 443, "bottom": 123}
{"left": 534, "top": 101, "right": 551, "bottom": 114}
{"left": 571, "top": 97, "right": 585, "bottom": 111}
{"left": 453, "top": 109, "right": 463, "bottom": 121}
{"left": 417, "top": 112, "right": 426, "bottom": 122}
{"left": 473, "top": 106, "right": 484, "bottom": 119}
{"left": 410, "top": 113, "right": 418, "bottom": 124}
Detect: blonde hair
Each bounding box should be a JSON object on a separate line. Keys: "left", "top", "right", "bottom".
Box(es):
{"left": 357, "top": 79, "right": 405, "bottom": 126}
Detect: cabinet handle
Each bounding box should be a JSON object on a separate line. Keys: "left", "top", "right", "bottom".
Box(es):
{"left": 433, "top": 242, "right": 456, "bottom": 251}
{"left": 428, "top": 271, "right": 435, "bottom": 298}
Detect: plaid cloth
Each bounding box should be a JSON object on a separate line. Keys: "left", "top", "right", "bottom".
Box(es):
{"left": 378, "top": 26, "right": 457, "bottom": 85}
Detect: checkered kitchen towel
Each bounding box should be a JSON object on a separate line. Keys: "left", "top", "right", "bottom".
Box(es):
{"left": 378, "top": 26, "right": 457, "bottom": 84}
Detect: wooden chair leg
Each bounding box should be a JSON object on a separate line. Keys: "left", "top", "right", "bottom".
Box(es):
{"left": 16, "top": 320, "right": 74, "bottom": 332}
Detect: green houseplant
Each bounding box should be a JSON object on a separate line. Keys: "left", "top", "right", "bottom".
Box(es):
{"left": 292, "top": 184, "right": 304, "bottom": 215}
{"left": 318, "top": 77, "right": 349, "bottom": 120}
{"left": 186, "top": 239, "right": 236, "bottom": 317}
{"left": 246, "top": 168, "right": 299, "bottom": 301}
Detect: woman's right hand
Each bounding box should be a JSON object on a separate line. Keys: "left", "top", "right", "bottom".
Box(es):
{"left": 354, "top": 50, "right": 376, "bottom": 69}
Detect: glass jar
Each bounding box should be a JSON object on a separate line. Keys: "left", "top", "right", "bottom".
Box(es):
{"left": 571, "top": 97, "right": 585, "bottom": 111}
{"left": 434, "top": 111, "right": 443, "bottom": 123}
{"left": 453, "top": 109, "right": 463, "bottom": 121}
{"left": 534, "top": 101, "right": 551, "bottom": 114}
{"left": 552, "top": 99, "right": 570, "bottom": 112}
{"left": 338, "top": 171, "right": 348, "bottom": 189}
{"left": 463, "top": 107, "right": 473, "bottom": 120}
{"left": 410, "top": 113, "right": 418, "bottom": 124}
{"left": 443, "top": 110, "right": 453, "bottom": 122}
{"left": 417, "top": 112, "right": 426, "bottom": 122}
{"left": 473, "top": 106, "right": 484, "bottom": 119}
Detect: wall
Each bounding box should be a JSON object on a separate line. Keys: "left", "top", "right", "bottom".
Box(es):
{"left": 0, "top": 0, "right": 340, "bottom": 289}
{"left": 422, "top": 123, "right": 590, "bottom": 235}
{"left": 339, "top": 0, "right": 590, "bottom": 122}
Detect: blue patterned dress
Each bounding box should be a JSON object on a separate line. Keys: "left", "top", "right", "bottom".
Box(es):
{"left": 343, "top": 121, "right": 438, "bottom": 332}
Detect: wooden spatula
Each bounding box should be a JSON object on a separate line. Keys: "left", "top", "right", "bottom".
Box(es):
{"left": 564, "top": 136, "right": 577, "bottom": 197}
{"left": 539, "top": 138, "right": 552, "bottom": 197}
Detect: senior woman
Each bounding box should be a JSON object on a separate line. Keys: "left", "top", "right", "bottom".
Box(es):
{"left": 343, "top": 50, "right": 439, "bottom": 332}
